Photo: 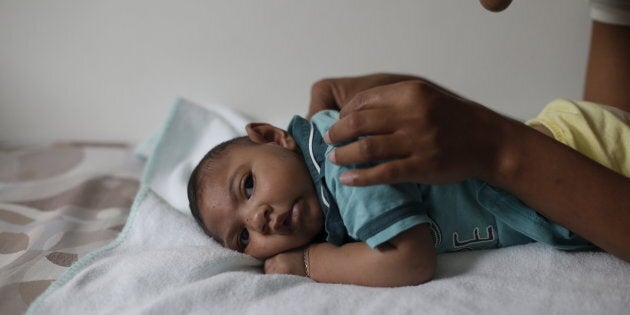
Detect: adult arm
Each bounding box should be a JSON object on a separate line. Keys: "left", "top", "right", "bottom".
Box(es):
{"left": 321, "top": 79, "right": 630, "bottom": 262}
{"left": 489, "top": 107, "right": 630, "bottom": 261}
{"left": 584, "top": 21, "right": 630, "bottom": 112}
{"left": 265, "top": 224, "right": 436, "bottom": 287}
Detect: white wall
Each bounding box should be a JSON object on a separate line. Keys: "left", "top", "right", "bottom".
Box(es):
{"left": 0, "top": 0, "right": 591, "bottom": 144}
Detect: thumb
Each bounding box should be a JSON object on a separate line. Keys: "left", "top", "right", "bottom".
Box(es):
{"left": 308, "top": 79, "right": 341, "bottom": 119}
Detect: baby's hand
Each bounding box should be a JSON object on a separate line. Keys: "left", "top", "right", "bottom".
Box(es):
{"left": 264, "top": 248, "right": 306, "bottom": 277}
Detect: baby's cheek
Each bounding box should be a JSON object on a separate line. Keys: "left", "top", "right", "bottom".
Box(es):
{"left": 249, "top": 237, "right": 281, "bottom": 260}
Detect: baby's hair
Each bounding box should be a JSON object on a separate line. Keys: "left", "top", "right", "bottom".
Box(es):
{"left": 187, "top": 136, "right": 251, "bottom": 237}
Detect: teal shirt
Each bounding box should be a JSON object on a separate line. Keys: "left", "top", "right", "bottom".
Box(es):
{"left": 288, "top": 110, "right": 594, "bottom": 253}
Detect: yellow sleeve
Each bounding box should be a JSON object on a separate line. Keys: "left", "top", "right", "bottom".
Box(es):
{"left": 526, "top": 99, "right": 630, "bottom": 177}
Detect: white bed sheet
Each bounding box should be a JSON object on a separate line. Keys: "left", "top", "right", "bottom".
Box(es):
{"left": 26, "top": 99, "right": 630, "bottom": 315}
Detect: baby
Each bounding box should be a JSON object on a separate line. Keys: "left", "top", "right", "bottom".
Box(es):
{"left": 187, "top": 107, "right": 606, "bottom": 287}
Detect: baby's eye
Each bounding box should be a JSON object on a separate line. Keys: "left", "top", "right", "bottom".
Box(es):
{"left": 239, "top": 228, "right": 250, "bottom": 249}
{"left": 244, "top": 174, "right": 254, "bottom": 199}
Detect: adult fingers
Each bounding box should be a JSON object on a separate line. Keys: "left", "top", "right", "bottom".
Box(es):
{"left": 337, "top": 79, "right": 466, "bottom": 120}
{"left": 328, "top": 134, "right": 410, "bottom": 166}
{"left": 324, "top": 107, "right": 400, "bottom": 145}
{"left": 338, "top": 158, "right": 419, "bottom": 186}
{"left": 337, "top": 83, "right": 400, "bottom": 119}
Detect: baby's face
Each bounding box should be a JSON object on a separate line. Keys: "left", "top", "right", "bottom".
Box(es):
{"left": 198, "top": 142, "right": 323, "bottom": 260}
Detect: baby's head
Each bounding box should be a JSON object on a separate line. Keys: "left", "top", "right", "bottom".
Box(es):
{"left": 188, "top": 123, "right": 324, "bottom": 260}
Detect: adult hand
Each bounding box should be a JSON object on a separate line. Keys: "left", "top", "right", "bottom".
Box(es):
{"left": 324, "top": 78, "right": 508, "bottom": 186}
{"left": 307, "top": 73, "right": 422, "bottom": 118}
{"left": 264, "top": 248, "right": 307, "bottom": 277}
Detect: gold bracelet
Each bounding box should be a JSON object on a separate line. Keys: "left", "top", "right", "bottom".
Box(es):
{"left": 303, "top": 247, "right": 311, "bottom": 278}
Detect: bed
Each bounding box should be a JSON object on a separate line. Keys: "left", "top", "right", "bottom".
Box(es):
{"left": 0, "top": 142, "right": 143, "bottom": 314}
{"left": 2, "top": 99, "right": 629, "bottom": 315}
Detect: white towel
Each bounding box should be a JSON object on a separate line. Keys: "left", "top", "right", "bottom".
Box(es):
{"left": 27, "top": 99, "right": 630, "bottom": 315}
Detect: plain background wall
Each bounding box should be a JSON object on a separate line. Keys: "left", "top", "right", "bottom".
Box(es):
{"left": 0, "top": 0, "right": 591, "bottom": 145}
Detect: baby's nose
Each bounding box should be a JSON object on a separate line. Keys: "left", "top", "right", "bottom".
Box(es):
{"left": 248, "top": 206, "right": 270, "bottom": 234}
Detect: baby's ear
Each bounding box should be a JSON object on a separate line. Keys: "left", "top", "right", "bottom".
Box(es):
{"left": 246, "top": 123, "right": 297, "bottom": 150}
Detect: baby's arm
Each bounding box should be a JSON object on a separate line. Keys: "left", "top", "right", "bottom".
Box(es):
{"left": 266, "top": 224, "right": 436, "bottom": 287}
{"left": 310, "top": 224, "right": 436, "bottom": 287}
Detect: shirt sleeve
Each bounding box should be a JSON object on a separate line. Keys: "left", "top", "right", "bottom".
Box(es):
{"left": 590, "top": 0, "right": 630, "bottom": 25}
{"left": 323, "top": 155, "right": 434, "bottom": 248}
{"left": 525, "top": 99, "right": 630, "bottom": 176}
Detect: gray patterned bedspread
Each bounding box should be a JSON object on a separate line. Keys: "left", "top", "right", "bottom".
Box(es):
{"left": 0, "top": 143, "right": 143, "bottom": 314}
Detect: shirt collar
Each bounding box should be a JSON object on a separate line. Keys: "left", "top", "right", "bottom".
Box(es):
{"left": 287, "top": 115, "right": 328, "bottom": 182}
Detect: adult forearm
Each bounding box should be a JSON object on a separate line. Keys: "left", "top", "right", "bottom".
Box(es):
{"left": 485, "top": 115, "right": 630, "bottom": 261}
{"left": 584, "top": 21, "right": 630, "bottom": 112}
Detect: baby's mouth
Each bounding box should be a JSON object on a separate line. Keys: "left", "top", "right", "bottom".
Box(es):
{"left": 272, "top": 201, "right": 296, "bottom": 234}
{"left": 280, "top": 207, "right": 292, "bottom": 229}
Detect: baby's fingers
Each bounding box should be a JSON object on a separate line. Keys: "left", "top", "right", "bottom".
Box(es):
{"left": 264, "top": 258, "right": 279, "bottom": 274}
